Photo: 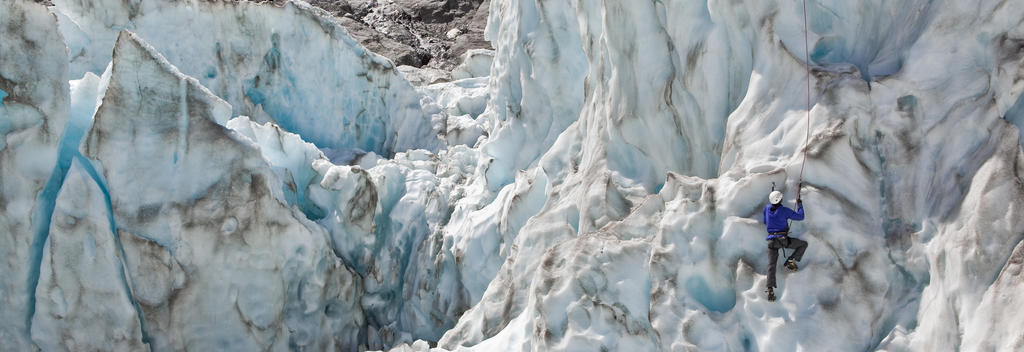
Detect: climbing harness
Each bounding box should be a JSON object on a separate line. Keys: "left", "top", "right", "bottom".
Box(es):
{"left": 769, "top": 182, "right": 791, "bottom": 260}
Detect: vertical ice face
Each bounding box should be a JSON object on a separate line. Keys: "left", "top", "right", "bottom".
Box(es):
{"left": 75, "top": 31, "right": 365, "bottom": 351}
{"left": 961, "top": 230, "right": 1024, "bottom": 351}
{"left": 906, "top": 126, "right": 1024, "bottom": 351}
{"left": 227, "top": 115, "right": 330, "bottom": 221}
{"left": 30, "top": 159, "right": 146, "bottom": 351}
{"left": 439, "top": 0, "right": 1024, "bottom": 351}
{"left": 475, "top": 0, "right": 588, "bottom": 188}
{"left": 572, "top": 1, "right": 744, "bottom": 187}
{"left": 52, "top": 0, "right": 444, "bottom": 156}
{"left": 224, "top": 96, "right": 491, "bottom": 347}
{"left": 0, "top": 0, "right": 68, "bottom": 349}
{"left": 2, "top": 0, "right": 1024, "bottom": 350}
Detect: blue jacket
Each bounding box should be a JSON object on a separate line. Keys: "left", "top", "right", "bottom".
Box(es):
{"left": 763, "top": 203, "right": 804, "bottom": 240}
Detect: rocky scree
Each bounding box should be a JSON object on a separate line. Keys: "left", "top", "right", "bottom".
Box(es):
{"left": 306, "top": 0, "right": 491, "bottom": 69}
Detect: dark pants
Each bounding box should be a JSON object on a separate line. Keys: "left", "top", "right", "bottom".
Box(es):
{"left": 767, "top": 237, "right": 808, "bottom": 288}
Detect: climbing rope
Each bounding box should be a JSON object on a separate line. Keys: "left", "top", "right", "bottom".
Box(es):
{"left": 797, "top": 0, "right": 812, "bottom": 200}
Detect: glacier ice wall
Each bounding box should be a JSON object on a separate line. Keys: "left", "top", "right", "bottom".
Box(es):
{"left": 31, "top": 158, "right": 146, "bottom": 351}
{"left": 3, "top": 0, "right": 1024, "bottom": 351}
{"left": 52, "top": 0, "right": 444, "bottom": 156}
{"left": 475, "top": 0, "right": 588, "bottom": 187}
{"left": 437, "top": 0, "right": 1024, "bottom": 351}
{"left": 0, "top": 1, "right": 68, "bottom": 349}
{"left": 76, "top": 31, "right": 367, "bottom": 351}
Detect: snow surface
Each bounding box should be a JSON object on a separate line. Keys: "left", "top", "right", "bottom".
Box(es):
{"left": 3, "top": 0, "right": 1024, "bottom": 351}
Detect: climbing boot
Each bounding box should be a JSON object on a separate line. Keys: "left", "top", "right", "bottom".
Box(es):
{"left": 765, "top": 287, "right": 776, "bottom": 302}
{"left": 785, "top": 259, "right": 798, "bottom": 272}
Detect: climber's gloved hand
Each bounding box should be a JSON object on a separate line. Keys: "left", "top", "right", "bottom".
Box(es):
{"left": 796, "top": 198, "right": 803, "bottom": 205}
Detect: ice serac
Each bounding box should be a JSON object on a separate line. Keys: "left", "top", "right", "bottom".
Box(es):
{"left": 911, "top": 126, "right": 1024, "bottom": 351}
{"left": 226, "top": 113, "right": 478, "bottom": 348}
{"left": 227, "top": 116, "right": 329, "bottom": 221}
{"left": 451, "top": 49, "right": 495, "bottom": 81}
{"left": 475, "top": 0, "right": 587, "bottom": 187}
{"left": 421, "top": 77, "right": 489, "bottom": 147}
{"left": 963, "top": 236, "right": 1024, "bottom": 351}
{"left": 31, "top": 159, "right": 145, "bottom": 351}
{"left": 53, "top": 0, "right": 443, "bottom": 156}
{"left": 6, "top": 0, "right": 1024, "bottom": 350}
{"left": 440, "top": 0, "right": 1024, "bottom": 351}
{"left": 80, "top": 31, "right": 364, "bottom": 351}
{"left": 0, "top": 0, "right": 68, "bottom": 349}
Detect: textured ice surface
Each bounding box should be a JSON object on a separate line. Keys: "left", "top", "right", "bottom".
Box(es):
{"left": 31, "top": 159, "right": 146, "bottom": 351}
{"left": 422, "top": 77, "right": 490, "bottom": 147}
{"left": 0, "top": 1, "right": 68, "bottom": 349}
{"left": 4, "top": 0, "right": 1024, "bottom": 351}
{"left": 227, "top": 114, "right": 478, "bottom": 347}
{"left": 71, "top": 31, "right": 363, "bottom": 350}
{"left": 451, "top": 49, "right": 495, "bottom": 81}
{"left": 437, "top": 0, "right": 1024, "bottom": 351}
{"left": 473, "top": 0, "right": 588, "bottom": 187}
{"left": 52, "top": 0, "right": 444, "bottom": 156}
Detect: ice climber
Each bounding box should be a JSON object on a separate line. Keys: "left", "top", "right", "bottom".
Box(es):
{"left": 763, "top": 190, "right": 807, "bottom": 302}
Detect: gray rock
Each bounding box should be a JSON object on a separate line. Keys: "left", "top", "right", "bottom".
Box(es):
{"left": 338, "top": 16, "right": 431, "bottom": 66}
{"left": 308, "top": 0, "right": 491, "bottom": 69}
{"left": 392, "top": 0, "right": 478, "bottom": 23}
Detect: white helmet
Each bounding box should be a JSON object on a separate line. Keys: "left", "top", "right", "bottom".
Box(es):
{"left": 769, "top": 191, "right": 783, "bottom": 205}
